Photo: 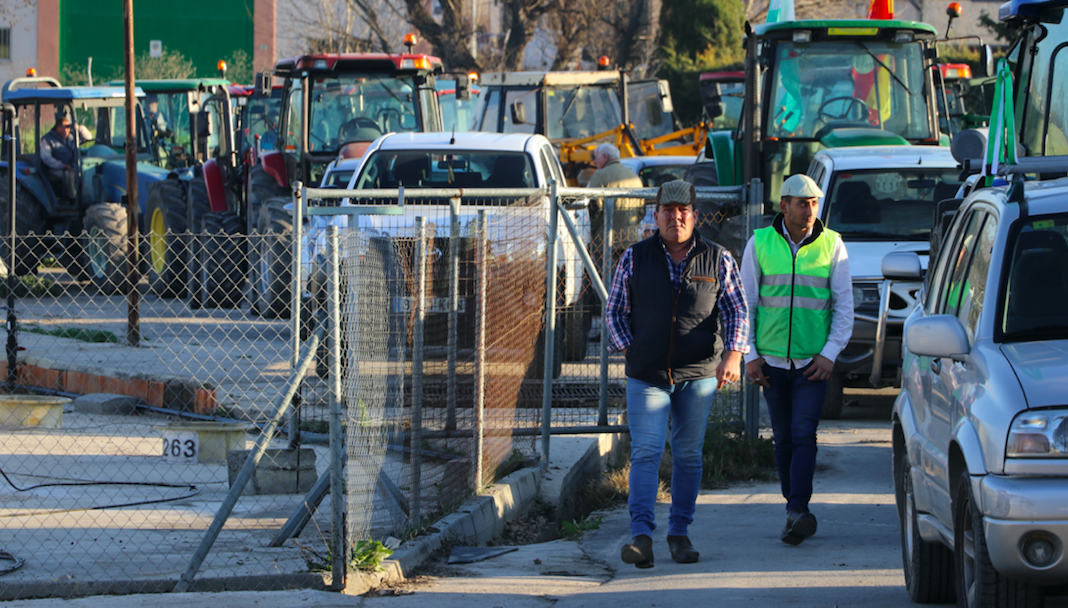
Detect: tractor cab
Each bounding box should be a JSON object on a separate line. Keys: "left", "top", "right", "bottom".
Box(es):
{"left": 262, "top": 51, "right": 445, "bottom": 189}
{"left": 709, "top": 7, "right": 943, "bottom": 207}
{"left": 436, "top": 75, "right": 481, "bottom": 133}
{"left": 106, "top": 78, "right": 232, "bottom": 169}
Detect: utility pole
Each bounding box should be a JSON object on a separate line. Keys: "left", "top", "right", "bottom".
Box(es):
{"left": 123, "top": 0, "right": 141, "bottom": 346}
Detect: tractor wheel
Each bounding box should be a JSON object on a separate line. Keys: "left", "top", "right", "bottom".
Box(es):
{"left": 146, "top": 179, "right": 210, "bottom": 298}
{"left": 248, "top": 164, "right": 288, "bottom": 232}
{"left": 82, "top": 203, "right": 130, "bottom": 295}
{"left": 253, "top": 196, "right": 293, "bottom": 319}
{"left": 197, "top": 211, "right": 244, "bottom": 309}
{"left": 0, "top": 181, "right": 48, "bottom": 277}
{"left": 57, "top": 234, "right": 90, "bottom": 283}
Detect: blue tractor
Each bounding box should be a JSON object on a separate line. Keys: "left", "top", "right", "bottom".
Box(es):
{"left": 0, "top": 76, "right": 169, "bottom": 293}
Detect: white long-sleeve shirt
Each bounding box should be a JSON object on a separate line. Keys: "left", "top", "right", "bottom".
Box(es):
{"left": 40, "top": 124, "right": 93, "bottom": 171}
{"left": 740, "top": 221, "right": 853, "bottom": 370}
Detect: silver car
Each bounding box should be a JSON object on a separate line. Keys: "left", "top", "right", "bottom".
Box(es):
{"left": 892, "top": 176, "right": 1068, "bottom": 606}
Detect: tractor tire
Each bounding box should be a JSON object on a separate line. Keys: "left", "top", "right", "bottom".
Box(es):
{"left": 253, "top": 196, "right": 293, "bottom": 319}
{"left": 248, "top": 164, "right": 288, "bottom": 233}
{"left": 57, "top": 234, "right": 90, "bottom": 283}
{"left": 0, "top": 181, "right": 48, "bottom": 277}
{"left": 82, "top": 203, "right": 130, "bottom": 295}
{"left": 146, "top": 179, "right": 210, "bottom": 298}
{"left": 197, "top": 211, "right": 244, "bottom": 308}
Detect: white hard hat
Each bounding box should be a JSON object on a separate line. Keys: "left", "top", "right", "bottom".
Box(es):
{"left": 781, "top": 174, "right": 824, "bottom": 199}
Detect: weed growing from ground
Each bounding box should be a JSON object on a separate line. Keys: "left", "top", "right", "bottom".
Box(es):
{"left": 558, "top": 515, "right": 603, "bottom": 540}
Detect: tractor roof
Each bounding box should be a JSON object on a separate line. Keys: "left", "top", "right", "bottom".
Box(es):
{"left": 273, "top": 53, "right": 443, "bottom": 75}
{"left": 480, "top": 71, "right": 620, "bottom": 87}
{"left": 999, "top": 0, "right": 1068, "bottom": 20}
{"left": 2, "top": 85, "right": 144, "bottom": 104}
{"left": 105, "top": 78, "right": 231, "bottom": 92}
{"left": 754, "top": 19, "right": 938, "bottom": 40}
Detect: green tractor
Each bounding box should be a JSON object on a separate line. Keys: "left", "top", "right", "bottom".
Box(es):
{"left": 708, "top": 0, "right": 949, "bottom": 208}
{"left": 0, "top": 76, "right": 169, "bottom": 293}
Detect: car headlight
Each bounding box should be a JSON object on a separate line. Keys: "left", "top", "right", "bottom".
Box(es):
{"left": 853, "top": 284, "right": 881, "bottom": 313}
{"left": 1007, "top": 411, "right": 1068, "bottom": 457}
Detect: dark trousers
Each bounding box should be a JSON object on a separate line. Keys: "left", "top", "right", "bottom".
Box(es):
{"left": 762, "top": 361, "right": 828, "bottom": 513}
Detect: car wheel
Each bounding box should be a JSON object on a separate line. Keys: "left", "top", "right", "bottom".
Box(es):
{"left": 954, "top": 472, "right": 1044, "bottom": 608}
{"left": 821, "top": 371, "right": 845, "bottom": 419}
{"left": 897, "top": 453, "right": 955, "bottom": 603}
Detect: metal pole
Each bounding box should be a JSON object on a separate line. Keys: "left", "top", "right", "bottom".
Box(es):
{"left": 174, "top": 322, "right": 326, "bottom": 593}
{"left": 598, "top": 197, "right": 613, "bottom": 427}
{"left": 744, "top": 179, "right": 764, "bottom": 442}
{"left": 473, "top": 210, "right": 487, "bottom": 489}
{"left": 3, "top": 104, "right": 16, "bottom": 384}
{"left": 290, "top": 181, "right": 304, "bottom": 449}
{"left": 122, "top": 0, "right": 141, "bottom": 346}
{"left": 540, "top": 182, "right": 559, "bottom": 470}
{"left": 327, "top": 225, "right": 345, "bottom": 590}
{"left": 411, "top": 217, "right": 426, "bottom": 525}
{"left": 447, "top": 197, "right": 460, "bottom": 431}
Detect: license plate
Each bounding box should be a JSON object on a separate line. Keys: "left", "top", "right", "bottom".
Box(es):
{"left": 393, "top": 297, "right": 467, "bottom": 314}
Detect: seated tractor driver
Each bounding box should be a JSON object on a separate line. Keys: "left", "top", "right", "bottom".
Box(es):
{"left": 144, "top": 94, "right": 172, "bottom": 140}
{"left": 40, "top": 109, "right": 92, "bottom": 201}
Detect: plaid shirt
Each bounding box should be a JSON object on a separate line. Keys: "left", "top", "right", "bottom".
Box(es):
{"left": 605, "top": 236, "right": 749, "bottom": 355}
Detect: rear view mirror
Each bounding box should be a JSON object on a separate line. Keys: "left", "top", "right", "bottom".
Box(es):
{"left": 703, "top": 83, "right": 724, "bottom": 120}
{"left": 882, "top": 251, "right": 923, "bottom": 280}
{"left": 455, "top": 74, "right": 472, "bottom": 101}
{"left": 905, "top": 314, "right": 970, "bottom": 360}
{"left": 980, "top": 45, "right": 994, "bottom": 78}
{"left": 186, "top": 91, "right": 201, "bottom": 115}
{"left": 255, "top": 72, "right": 271, "bottom": 98}
{"left": 511, "top": 101, "right": 527, "bottom": 125}
{"left": 657, "top": 80, "right": 674, "bottom": 114}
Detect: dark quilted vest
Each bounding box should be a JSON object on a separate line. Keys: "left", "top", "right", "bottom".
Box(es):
{"left": 625, "top": 231, "right": 724, "bottom": 385}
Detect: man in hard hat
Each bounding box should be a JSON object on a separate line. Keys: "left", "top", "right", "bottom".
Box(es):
{"left": 740, "top": 173, "right": 853, "bottom": 545}
{"left": 40, "top": 108, "right": 93, "bottom": 201}
{"left": 605, "top": 179, "right": 748, "bottom": 568}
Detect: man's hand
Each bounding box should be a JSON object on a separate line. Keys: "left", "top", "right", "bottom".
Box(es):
{"left": 803, "top": 354, "right": 835, "bottom": 382}
{"left": 716, "top": 350, "right": 742, "bottom": 389}
{"left": 745, "top": 357, "right": 770, "bottom": 388}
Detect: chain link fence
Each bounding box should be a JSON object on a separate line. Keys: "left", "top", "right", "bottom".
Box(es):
{"left": 0, "top": 178, "right": 761, "bottom": 599}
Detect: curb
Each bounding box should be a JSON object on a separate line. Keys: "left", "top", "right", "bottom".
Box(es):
{"left": 342, "top": 465, "right": 542, "bottom": 595}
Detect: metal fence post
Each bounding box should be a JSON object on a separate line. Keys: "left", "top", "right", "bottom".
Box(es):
{"left": 473, "top": 210, "right": 488, "bottom": 490}
{"left": 290, "top": 181, "right": 305, "bottom": 449}
{"left": 541, "top": 182, "right": 559, "bottom": 470}
{"left": 411, "top": 217, "right": 426, "bottom": 525}
{"left": 327, "top": 225, "right": 346, "bottom": 589}
{"left": 744, "top": 179, "right": 764, "bottom": 442}
{"left": 447, "top": 197, "right": 460, "bottom": 431}
{"left": 598, "top": 196, "right": 614, "bottom": 427}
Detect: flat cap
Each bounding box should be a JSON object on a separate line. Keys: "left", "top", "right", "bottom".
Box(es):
{"left": 781, "top": 174, "right": 824, "bottom": 199}
{"left": 656, "top": 179, "right": 695, "bottom": 206}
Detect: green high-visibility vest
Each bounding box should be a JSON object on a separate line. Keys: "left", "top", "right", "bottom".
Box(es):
{"left": 754, "top": 225, "right": 837, "bottom": 359}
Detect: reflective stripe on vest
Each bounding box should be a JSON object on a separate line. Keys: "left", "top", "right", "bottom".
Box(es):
{"left": 754, "top": 226, "right": 837, "bottom": 359}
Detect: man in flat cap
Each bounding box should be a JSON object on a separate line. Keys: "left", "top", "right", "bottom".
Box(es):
{"left": 605, "top": 179, "right": 748, "bottom": 568}
{"left": 741, "top": 173, "right": 852, "bottom": 545}
{"left": 40, "top": 108, "right": 92, "bottom": 201}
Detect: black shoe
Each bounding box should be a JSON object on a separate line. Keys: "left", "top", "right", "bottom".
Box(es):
{"left": 621, "top": 534, "right": 655, "bottom": 568}
{"left": 666, "top": 535, "right": 699, "bottom": 563}
{"left": 781, "top": 510, "right": 818, "bottom": 545}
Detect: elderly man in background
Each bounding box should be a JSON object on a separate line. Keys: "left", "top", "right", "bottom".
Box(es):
{"left": 40, "top": 109, "right": 93, "bottom": 201}
{"left": 587, "top": 143, "right": 645, "bottom": 266}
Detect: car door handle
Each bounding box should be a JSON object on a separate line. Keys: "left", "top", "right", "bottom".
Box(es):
{"left": 930, "top": 358, "right": 942, "bottom": 375}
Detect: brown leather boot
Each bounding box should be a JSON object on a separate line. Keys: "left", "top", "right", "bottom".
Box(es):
{"left": 666, "top": 535, "right": 699, "bottom": 563}
{"left": 620, "top": 534, "right": 654, "bottom": 568}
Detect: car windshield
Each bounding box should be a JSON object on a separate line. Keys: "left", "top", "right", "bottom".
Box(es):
{"left": 766, "top": 40, "right": 932, "bottom": 141}
{"left": 823, "top": 168, "right": 963, "bottom": 239}
{"left": 545, "top": 85, "right": 622, "bottom": 140}
{"left": 309, "top": 74, "right": 419, "bottom": 154}
{"left": 1002, "top": 215, "right": 1068, "bottom": 339}
{"left": 353, "top": 150, "right": 535, "bottom": 191}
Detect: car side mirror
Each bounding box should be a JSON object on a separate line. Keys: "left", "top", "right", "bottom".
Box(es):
{"left": 882, "top": 251, "right": 923, "bottom": 280}
{"left": 905, "top": 315, "right": 970, "bottom": 361}
{"left": 980, "top": 45, "right": 994, "bottom": 78}
{"left": 455, "top": 73, "right": 472, "bottom": 101}
{"left": 511, "top": 101, "right": 527, "bottom": 126}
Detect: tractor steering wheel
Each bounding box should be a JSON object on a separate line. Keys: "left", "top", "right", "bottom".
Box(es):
{"left": 818, "top": 96, "right": 870, "bottom": 123}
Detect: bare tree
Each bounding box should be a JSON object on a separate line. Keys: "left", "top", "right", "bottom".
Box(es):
{"left": 402, "top": 0, "right": 479, "bottom": 69}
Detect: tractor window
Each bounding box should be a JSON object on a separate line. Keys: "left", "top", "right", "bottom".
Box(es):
{"left": 765, "top": 39, "right": 933, "bottom": 141}
{"left": 246, "top": 96, "right": 281, "bottom": 152}
{"left": 545, "top": 85, "right": 622, "bottom": 140}
{"left": 284, "top": 85, "right": 303, "bottom": 156}
{"left": 308, "top": 73, "right": 419, "bottom": 155}
{"left": 1019, "top": 19, "right": 1068, "bottom": 156}
{"left": 478, "top": 88, "right": 500, "bottom": 132}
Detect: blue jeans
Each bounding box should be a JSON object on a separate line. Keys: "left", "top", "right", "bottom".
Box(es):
{"left": 762, "top": 362, "right": 828, "bottom": 513}
{"left": 627, "top": 376, "right": 717, "bottom": 538}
